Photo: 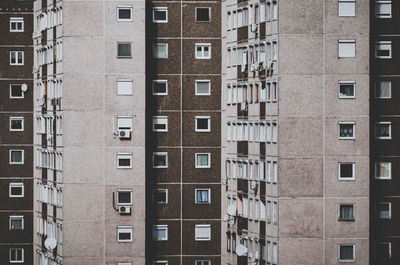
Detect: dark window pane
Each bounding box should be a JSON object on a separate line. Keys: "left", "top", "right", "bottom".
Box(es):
{"left": 197, "top": 8, "right": 210, "bottom": 22}
{"left": 376, "top": 124, "right": 390, "bottom": 137}
{"left": 340, "top": 245, "right": 354, "bottom": 260}
{"left": 339, "top": 84, "right": 354, "bottom": 97}
{"left": 118, "top": 191, "right": 131, "bottom": 204}
{"left": 118, "top": 43, "right": 132, "bottom": 57}
{"left": 11, "top": 85, "right": 23, "bottom": 97}
{"left": 118, "top": 158, "right": 131, "bottom": 167}
{"left": 377, "top": 243, "right": 390, "bottom": 259}
{"left": 197, "top": 119, "right": 209, "bottom": 130}
{"left": 11, "top": 187, "right": 23, "bottom": 196}
{"left": 154, "top": 124, "right": 166, "bottom": 130}
{"left": 339, "top": 205, "right": 354, "bottom": 220}
{"left": 377, "top": 50, "right": 390, "bottom": 57}
{"left": 118, "top": 9, "right": 131, "bottom": 20}
{"left": 153, "top": 82, "right": 167, "bottom": 94}
{"left": 154, "top": 155, "right": 166, "bottom": 166}
{"left": 155, "top": 190, "right": 167, "bottom": 203}
{"left": 118, "top": 232, "right": 131, "bottom": 240}
{"left": 340, "top": 124, "right": 354, "bottom": 137}
{"left": 340, "top": 164, "right": 353, "bottom": 178}
{"left": 11, "top": 120, "right": 22, "bottom": 130}
{"left": 154, "top": 10, "right": 167, "bottom": 21}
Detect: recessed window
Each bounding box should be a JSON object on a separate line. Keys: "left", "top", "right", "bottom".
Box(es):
{"left": 196, "top": 189, "right": 211, "bottom": 203}
{"left": 10, "top": 117, "right": 24, "bottom": 131}
{"left": 9, "top": 248, "right": 24, "bottom": 263}
{"left": 10, "top": 84, "right": 24, "bottom": 99}
{"left": 117, "top": 79, "right": 133, "bottom": 95}
{"left": 375, "top": 41, "right": 391, "bottom": 59}
{"left": 339, "top": 81, "right": 355, "bottom": 98}
{"left": 339, "top": 163, "right": 355, "bottom": 180}
{"left": 117, "top": 6, "right": 132, "bottom": 21}
{"left": 339, "top": 205, "right": 354, "bottom": 221}
{"left": 9, "top": 183, "right": 24, "bottom": 198}
{"left": 153, "top": 152, "right": 168, "bottom": 168}
{"left": 117, "top": 190, "right": 132, "bottom": 205}
{"left": 10, "top": 17, "right": 24, "bottom": 32}
{"left": 196, "top": 7, "right": 211, "bottom": 22}
{"left": 154, "top": 189, "right": 168, "bottom": 204}
{"left": 338, "top": 40, "right": 355, "bottom": 58}
{"left": 153, "top": 116, "right": 168, "bottom": 132}
{"left": 10, "top": 216, "right": 24, "bottom": 230}
{"left": 195, "top": 153, "right": 211, "bottom": 168}
{"left": 152, "top": 80, "right": 168, "bottom": 95}
{"left": 117, "top": 43, "right": 132, "bottom": 58}
{"left": 153, "top": 225, "right": 168, "bottom": 241}
{"left": 153, "top": 7, "right": 168, "bottom": 23}
{"left": 375, "top": 1, "right": 391, "bottom": 18}
{"left": 338, "top": 0, "right": 355, "bottom": 16}
{"left": 339, "top": 245, "right": 355, "bottom": 262}
{"left": 195, "top": 261, "right": 211, "bottom": 265}
{"left": 375, "top": 162, "right": 391, "bottom": 179}
{"left": 375, "top": 81, "right": 391, "bottom": 98}
{"left": 376, "top": 242, "right": 391, "bottom": 259}
{"left": 195, "top": 43, "right": 211, "bottom": 59}
{"left": 10, "top": 51, "right": 24, "bottom": 65}
{"left": 195, "top": 116, "right": 211, "bottom": 132}
{"left": 339, "top": 122, "right": 355, "bottom": 139}
{"left": 378, "top": 202, "right": 391, "bottom": 219}
{"left": 375, "top": 122, "right": 391, "bottom": 139}
{"left": 195, "top": 224, "right": 211, "bottom": 241}
{"left": 195, "top": 80, "right": 211, "bottom": 96}
{"left": 117, "top": 153, "right": 132, "bottom": 169}
{"left": 153, "top": 43, "right": 168, "bottom": 59}
{"left": 10, "top": 150, "right": 24, "bottom": 164}
{"left": 117, "top": 226, "right": 133, "bottom": 242}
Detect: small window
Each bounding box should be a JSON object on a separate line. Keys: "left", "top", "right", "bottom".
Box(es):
{"left": 118, "top": 263, "right": 133, "bottom": 265}
{"left": 10, "top": 84, "right": 24, "bottom": 99}
{"left": 375, "top": 162, "right": 391, "bottom": 179}
{"left": 195, "top": 116, "right": 211, "bottom": 132}
{"left": 154, "top": 189, "right": 168, "bottom": 204}
{"left": 117, "top": 153, "right": 132, "bottom": 169}
{"left": 117, "top": 190, "right": 132, "bottom": 205}
{"left": 10, "top": 216, "right": 24, "bottom": 230}
{"left": 153, "top": 116, "right": 168, "bottom": 132}
{"left": 375, "top": 122, "right": 391, "bottom": 139}
{"left": 339, "top": 81, "right": 355, "bottom": 98}
{"left": 9, "top": 183, "right": 24, "bottom": 198}
{"left": 196, "top": 7, "right": 211, "bottom": 22}
{"left": 153, "top": 261, "right": 168, "bottom": 265}
{"left": 117, "top": 116, "right": 133, "bottom": 131}
{"left": 339, "top": 122, "right": 355, "bottom": 139}
{"left": 195, "top": 44, "right": 211, "bottom": 59}
{"left": 196, "top": 189, "right": 211, "bottom": 203}
{"left": 339, "top": 205, "right": 354, "bottom": 221}
{"left": 195, "top": 224, "right": 211, "bottom": 241}
{"left": 339, "top": 245, "right": 355, "bottom": 262}
{"left": 117, "top": 226, "right": 133, "bottom": 242}
{"left": 195, "top": 261, "right": 210, "bottom": 265}
{"left": 376, "top": 242, "right": 391, "bottom": 259}
{"left": 338, "top": 40, "right": 355, "bottom": 58}
{"left": 9, "top": 248, "right": 24, "bottom": 263}
{"left": 117, "top": 79, "right": 133, "bottom": 95}
{"left": 375, "top": 81, "right": 391, "bottom": 98}
{"left": 153, "top": 152, "right": 168, "bottom": 168}
{"left": 196, "top": 153, "right": 211, "bottom": 168}
{"left": 339, "top": 163, "right": 355, "bottom": 180}
{"left": 153, "top": 43, "right": 168, "bottom": 59}
{"left": 117, "top": 6, "right": 132, "bottom": 21}
{"left": 375, "top": 41, "right": 391, "bottom": 59}
{"left": 153, "top": 7, "right": 168, "bottom": 23}
{"left": 152, "top": 80, "right": 168, "bottom": 95}
{"left": 378, "top": 202, "right": 391, "bottom": 219}
{"left": 10, "top": 150, "right": 24, "bottom": 164}
{"left": 10, "top": 17, "right": 24, "bottom": 32}
{"left": 338, "top": 0, "right": 355, "bottom": 16}
{"left": 10, "top": 117, "right": 24, "bottom": 131}
{"left": 375, "top": 1, "right": 391, "bottom": 18}
{"left": 153, "top": 225, "right": 168, "bottom": 241}
{"left": 10, "top": 51, "right": 24, "bottom": 65}
{"left": 117, "top": 43, "right": 132, "bottom": 58}
{"left": 195, "top": 80, "right": 211, "bottom": 96}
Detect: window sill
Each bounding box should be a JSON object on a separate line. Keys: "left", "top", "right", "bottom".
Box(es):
{"left": 338, "top": 218, "right": 355, "bottom": 222}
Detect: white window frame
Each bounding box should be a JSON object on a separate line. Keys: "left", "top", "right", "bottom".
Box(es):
{"left": 375, "top": 162, "right": 391, "bottom": 180}
{"left": 375, "top": 121, "right": 391, "bottom": 139}
{"left": 9, "top": 84, "right": 24, "bottom": 99}
{"left": 9, "top": 216, "right": 24, "bottom": 230}
{"left": 117, "top": 79, "right": 133, "bottom": 95}
{"left": 375, "top": 1, "right": 392, "bottom": 18}
{"left": 195, "top": 153, "right": 211, "bottom": 168}
{"left": 10, "top": 51, "right": 24, "bottom": 65}
{"left": 9, "top": 248, "right": 24, "bottom": 263}
{"left": 338, "top": 122, "right": 355, "bottom": 140}
{"left": 118, "top": 263, "right": 133, "bottom": 265}
{"left": 153, "top": 261, "right": 168, "bottom": 265}
{"left": 9, "top": 149, "right": 24, "bottom": 165}
{"left": 9, "top": 183, "right": 24, "bottom": 198}
{"left": 195, "top": 80, "right": 211, "bottom": 96}
{"left": 152, "top": 80, "right": 168, "bottom": 96}
{"left": 153, "top": 225, "right": 168, "bottom": 241}
{"left": 338, "top": 40, "right": 356, "bottom": 58}
{"left": 195, "top": 224, "right": 211, "bottom": 241}
{"left": 117, "top": 189, "right": 133, "bottom": 205}
{"left": 338, "top": 244, "right": 355, "bottom": 262}
{"left": 117, "top": 153, "right": 133, "bottom": 169}
{"left": 153, "top": 116, "right": 168, "bottom": 132}
{"left": 195, "top": 116, "right": 211, "bottom": 132}
{"left": 9, "top": 117, "right": 24, "bottom": 132}
{"left": 196, "top": 7, "right": 211, "bottom": 22}
{"left": 375, "top": 41, "right": 392, "bottom": 59}
{"left": 195, "top": 188, "right": 211, "bottom": 204}
{"left": 338, "top": 163, "right": 355, "bottom": 180}
{"left": 117, "top": 115, "right": 133, "bottom": 131}
{"left": 153, "top": 7, "right": 168, "bottom": 23}
{"left": 195, "top": 43, "right": 212, "bottom": 59}
{"left": 153, "top": 152, "right": 168, "bottom": 168}
{"left": 338, "top": 0, "right": 356, "bottom": 17}
{"left": 154, "top": 189, "right": 168, "bottom": 204}
{"left": 338, "top": 81, "right": 356, "bottom": 99}
{"left": 117, "top": 6, "right": 133, "bottom": 21}
{"left": 117, "top": 226, "right": 133, "bottom": 242}
{"left": 10, "top": 17, "right": 24, "bottom": 32}
{"left": 378, "top": 202, "right": 391, "bottom": 219}
{"left": 153, "top": 43, "right": 168, "bottom": 59}
{"left": 376, "top": 242, "right": 391, "bottom": 259}
{"left": 375, "top": 81, "right": 391, "bottom": 99}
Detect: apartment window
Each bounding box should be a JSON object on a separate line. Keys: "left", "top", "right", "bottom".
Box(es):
{"left": 377, "top": 243, "right": 391, "bottom": 259}
{"left": 196, "top": 7, "right": 211, "bottom": 22}
{"left": 153, "top": 116, "right": 168, "bottom": 132}
{"left": 227, "top": 233, "right": 231, "bottom": 252}
{"left": 378, "top": 202, "right": 391, "bottom": 219}
{"left": 196, "top": 189, "right": 211, "bottom": 203}
{"left": 153, "top": 7, "right": 168, "bottom": 23}
{"left": 375, "top": 81, "right": 391, "bottom": 98}
{"left": 338, "top": 40, "right": 355, "bottom": 57}
{"left": 117, "top": 79, "right": 133, "bottom": 95}
{"left": 339, "top": 81, "right": 355, "bottom": 98}
{"left": 117, "top": 190, "right": 132, "bottom": 205}
{"left": 10, "top": 17, "right": 24, "bottom": 32}
{"left": 195, "top": 261, "right": 210, "bottom": 265}
{"left": 9, "top": 248, "right": 24, "bottom": 263}
{"left": 117, "top": 6, "right": 132, "bottom": 21}
{"left": 195, "top": 116, "right": 211, "bottom": 132}
{"left": 117, "top": 43, "right": 132, "bottom": 58}
{"left": 375, "top": 41, "right": 392, "bottom": 59}
{"left": 196, "top": 153, "right": 211, "bottom": 168}
{"left": 339, "top": 122, "right": 355, "bottom": 139}
{"left": 10, "top": 216, "right": 24, "bottom": 230}
{"left": 118, "top": 263, "right": 132, "bottom": 265}
{"left": 375, "top": 162, "right": 391, "bottom": 179}
{"left": 10, "top": 117, "right": 24, "bottom": 131}
{"left": 117, "top": 226, "right": 133, "bottom": 242}
{"left": 195, "top": 224, "right": 211, "bottom": 241}
{"left": 117, "top": 116, "right": 132, "bottom": 131}
{"left": 339, "top": 163, "right": 355, "bottom": 180}
{"left": 10, "top": 84, "right": 24, "bottom": 99}
{"left": 195, "top": 80, "right": 211, "bottom": 96}
{"left": 338, "top": 0, "right": 355, "bottom": 16}
{"left": 375, "top": 122, "right": 391, "bottom": 139}
{"left": 9, "top": 183, "right": 24, "bottom": 198}
{"left": 154, "top": 189, "right": 168, "bottom": 204}
{"left": 117, "top": 153, "right": 132, "bottom": 169}
{"left": 153, "top": 43, "right": 168, "bottom": 59}
{"left": 153, "top": 262, "right": 168, "bottom": 265}
{"left": 10, "top": 150, "right": 24, "bottom": 164}
{"left": 339, "top": 245, "right": 355, "bottom": 262}
{"left": 153, "top": 152, "right": 168, "bottom": 168}
{"left": 375, "top": 1, "right": 391, "bottom": 18}
{"left": 153, "top": 225, "right": 168, "bottom": 241}
{"left": 339, "top": 205, "right": 354, "bottom": 221}
{"left": 195, "top": 43, "right": 211, "bottom": 59}
{"left": 152, "top": 80, "right": 168, "bottom": 95}
{"left": 10, "top": 51, "right": 24, "bottom": 65}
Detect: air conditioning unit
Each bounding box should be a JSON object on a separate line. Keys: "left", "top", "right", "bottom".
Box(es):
{"left": 118, "top": 206, "right": 131, "bottom": 214}
{"left": 118, "top": 130, "right": 131, "bottom": 139}
{"left": 222, "top": 178, "right": 228, "bottom": 185}
{"left": 251, "top": 181, "right": 258, "bottom": 190}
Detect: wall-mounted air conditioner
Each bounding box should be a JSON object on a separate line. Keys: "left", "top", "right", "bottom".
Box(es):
{"left": 118, "top": 130, "right": 131, "bottom": 139}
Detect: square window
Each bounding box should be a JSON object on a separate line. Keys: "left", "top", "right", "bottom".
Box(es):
{"left": 375, "top": 81, "right": 391, "bottom": 98}
{"left": 339, "top": 163, "right": 355, "bottom": 180}
{"left": 338, "top": 40, "right": 355, "bottom": 58}
{"left": 196, "top": 189, "right": 211, "bottom": 203}
{"left": 375, "top": 122, "right": 391, "bottom": 139}
{"left": 117, "top": 116, "right": 132, "bottom": 131}
{"left": 152, "top": 80, "right": 168, "bottom": 95}
{"left": 338, "top": 0, "right": 355, "bottom": 17}
{"left": 339, "top": 205, "right": 354, "bottom": 221}
{"left": 117, "top": 6, "right": 132, "bottom": 21}
{"left": 153, "top": 225, "right": 168, "bottom": 241}
{"left": 9, "top": 183, "right": 24, "bottom": 198}
{"left": 117, "top": 79, "right": 133, "bottom": 95}
{"left": 9, "top": 150, "right": 24, "bottom": 164}
{"left": 10, "top": 216, "right": 24, "bottom": 230}
{"left": 117, "top": 153, "right": 132, "bottom": 169}
{"left": 375, "top": 1, "right": 391, "bottom": 18}
{"left": 117, "top": 43, "right": 132, "bottom": 58}
{"left": 153, "top": 152, "right": 168, "bottom": 168}
{"left": 153, "top": 116, "right": 168, "bottom": 132}
{"left": 196, "top": 153, "right": 211, "bottom": 168}
{"left": 339, "top": 81, "right": 355, "bottom": 98}
{"left": 195, "top": 261, "right": 211, "bottom": 265}
{"left": 117, "top": 190, "right": 132, "bottom": 205}
{"left": 195, "top": 224, "right": 211, "bottom": 241}
{"left": 195, "top": 80, "right": 211, "bottom": 96}
{"left": 375, "top": 162, "right": 391, "bottom": 179}
{"left": 196, "top": 7, "right": 211, "bottom": 22}
{"left": 339, "top": 122, "right": 355, "bottom": 139}
{"left": 10, "top": 18, "right": 24, "bottom": 32}
{"left": 117, "top": 226, "right": 132, "bottom": 242}
{"left": 339, "top": 245, "right": 355, "bottom": 262}
{"left": 195, "top": 44, "right": 211, "bottom": 59}
{"left": 10, "top": 84, "right": 24, "bottom": 99}
{"left": 376, "top": 242, "right": 391, "bottom": 259}
{"left": 153, "top": 7, "right": 168, "bottom": 23}
{"left": 378, "top": 202, "right": 391, "bottom": 219}
{"left": 9, "top": 248, "right": 24, "bottom": 263}
{"left": 375, "top": 41, "right": 391, "bottom": 58}
{"left": 153, "top": 43, "right": 168, "bottom": 59}
{"left": 195, "top": 116, "right": 211, "bottom": 132}
{"left": 10, "top": 51, "right": 24, "bottom": 65}
{"left": 10, "top": 117, "right": 24, "bottom": 131}
{"left": 154, "top": 189, "right": 168, "bottom": 204}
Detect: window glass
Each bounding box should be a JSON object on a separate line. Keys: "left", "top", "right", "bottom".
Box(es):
{"left": 375, "top": 122, "right": 391, "bottom": 139}
{"left": 378, "top": 203, "right": 390, "bottom": 219}
{"left": 197, "top": 8, "right": 210, "bottom": 22}
{"left": 117, "top": 226, "right": 132, "bottom": 242}
{"left": 154, "top": 189, "right": 167, "bottom": 203}
{"left": 153, "top": 153, "right": 167, "bottom": 168}
{"left": 153, "top": 225, "right": 167, "bottom": 240}
{"left": 118, "top": 190, "right": 132, "bottom": 204}
{"left": 195, "top": 224, "right": 211, "bottom": 240}
{"left": 196, "top": 81, "right": 211, "bottom": 95}
{"left": 152, "top": 80, "right": 168, "bottom": 95}
{"left": 339, "top": 205, "right": 354, "bottom": 220}
{"left": 375, "top": 81, "right": 391, "bottom": 98}
{"left": 375, "top": 41, "right": 391, "bottom": 58}
{"left": 196, "top": 117, "right": 210, "bottom": 132}
{"left": 375, "top": 162, "right": 391, "bottom": 179}
{"left": 10, "top": 216, "right": 23, "bottom": 230}
{"left": 10, "top": 84, "right": 23, "bottom": 98}
{"left": 377, "top": 243, "right": 391, "bottom": 259}
{"left": 339, "top": 123, "right": 355, "bottom": 138}
{"left": 339, "top": 163, "right": 354, "bottom": 179}
{"left": 153, "top": 116, "right": 168, "bottom": 132}
{"left": 10, "top": 150, "right": 23, "bottom": 164}
{"left": 196, "top": 153, "right": 210, "bottom": 168}
{"left": 339, "top": 82, "right": 355, "bottom": 98}
{"left": 10, "top": 183, "right": 24, "bottom": 197}
{"left": 375, "top": 1, "right": 391, "bottom": 18}
{"left": 338, "top": 40, "right": 355, "bottom": 57}
{"left": 196, "top": 189, "right": 210, "bottom": 203}
{"left": 339, "top": 245, "right": 354, "bottom": 261}
{"left": 153, "top": 7, "right": 168, "bottom": 22}
{"left": 118, "top": 43, "right": 132, "bottom": 58}
{"left": 118, "top": 7, "right": 132, "bottom": 20}
{"left": 10, "top": 118, "right": 23, "bottom": 131}
{"left": 153, "top": 44, "right": 168, "bottom": 59}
